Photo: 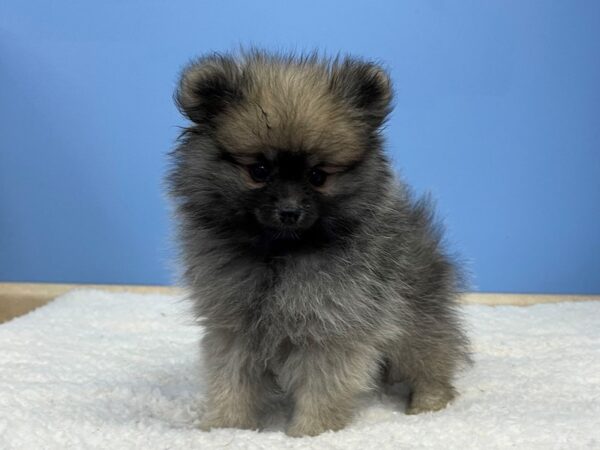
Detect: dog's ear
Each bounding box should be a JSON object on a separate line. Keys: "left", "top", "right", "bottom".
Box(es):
{"left": 331, "top": 60, "right": 392, "bottom": 129}
{"left": 175, "top": 54, "right": 242, "bottom": 124}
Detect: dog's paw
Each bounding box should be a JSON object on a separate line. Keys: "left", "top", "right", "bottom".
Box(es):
{"left": 286, "top": 422, "right": 328, "bottom": 438}
{"left": 285, "top": 416, "right": 346, "bottom": 437}
{"left": 406, "top": 385, "right": 455, "bottom": 415}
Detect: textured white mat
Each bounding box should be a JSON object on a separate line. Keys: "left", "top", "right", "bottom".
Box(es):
{"left": 1, "top": 290, "right": 599, "bottom": 449}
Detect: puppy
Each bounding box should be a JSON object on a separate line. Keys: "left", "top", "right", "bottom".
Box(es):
{"left": 167, "top": 50, "right": 470, "bottom": 437}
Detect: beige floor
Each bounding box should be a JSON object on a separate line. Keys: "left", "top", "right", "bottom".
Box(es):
{"left": 0, "top": 282, "right": 598, "bottom": 324}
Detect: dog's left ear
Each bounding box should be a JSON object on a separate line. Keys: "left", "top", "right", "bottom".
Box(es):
{"left": 331, "top": 60, "right": 392, "bottom": 129}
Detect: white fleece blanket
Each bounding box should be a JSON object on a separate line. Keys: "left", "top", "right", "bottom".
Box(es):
{"left": 1, "top": 290, "right": 599, "bottom": 449}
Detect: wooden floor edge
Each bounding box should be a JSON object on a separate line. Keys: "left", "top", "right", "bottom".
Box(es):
{"left": 460, "top": 292, "right": 600, "bottom": 305}
{"left": 0, "top": 282, "right": 179, "bottom": 324}
{"left": 1, "top": 282, "right": 599, "bottom": 323}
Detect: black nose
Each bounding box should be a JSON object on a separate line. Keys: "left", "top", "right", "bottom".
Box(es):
{"left": 278, "top": 208, "right": 302, "bottom": 225}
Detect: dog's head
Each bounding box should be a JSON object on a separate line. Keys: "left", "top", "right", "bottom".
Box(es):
{"left": 172, "top": 51, "right": 393, "bottom": 246}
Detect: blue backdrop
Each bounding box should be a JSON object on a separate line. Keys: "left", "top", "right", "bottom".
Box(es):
{"left": 1, "top": 1, "right": 599, "bottom": 294}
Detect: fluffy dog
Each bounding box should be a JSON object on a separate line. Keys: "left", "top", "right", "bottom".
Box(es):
{"left": 167, "top": 50, "right": 470, "bottom": 437}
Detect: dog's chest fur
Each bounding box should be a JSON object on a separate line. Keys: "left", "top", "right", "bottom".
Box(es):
{"left": 193, "top": 244, "right": 397, "bottom": 354}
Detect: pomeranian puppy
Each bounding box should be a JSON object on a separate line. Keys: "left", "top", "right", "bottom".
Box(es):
{"left": 167, "top": 50, "right": 470, "bottom": 437}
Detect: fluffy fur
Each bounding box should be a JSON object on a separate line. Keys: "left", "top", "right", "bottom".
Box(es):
{"left": 167, "top": 50, "right": 470, "bottom": 437}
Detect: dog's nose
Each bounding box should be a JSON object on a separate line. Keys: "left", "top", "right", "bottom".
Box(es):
{"left": 278, "top": 208, "right": 302, "bottom": 225}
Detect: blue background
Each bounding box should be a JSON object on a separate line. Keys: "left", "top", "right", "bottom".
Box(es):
{"left": 1, "top": 1, "right": 599, "bottom": 294}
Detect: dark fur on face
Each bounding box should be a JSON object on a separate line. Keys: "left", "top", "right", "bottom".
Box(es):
{"left": 167, "top": 50, "right": 470, "bottom": 437}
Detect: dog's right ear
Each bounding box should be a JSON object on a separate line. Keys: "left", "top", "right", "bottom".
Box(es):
{"left": 175, "top": 55, "right": 242, "bottom": 124}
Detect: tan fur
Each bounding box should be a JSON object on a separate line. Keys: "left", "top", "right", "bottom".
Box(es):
{"left": 199, "top": 328, "right": 264, "bottom": 431}
{"left": 278, "top": 341, "right": 381, "bottom": 437}
{"left": 214, "top": 60, "right": 367, "bottom": 166}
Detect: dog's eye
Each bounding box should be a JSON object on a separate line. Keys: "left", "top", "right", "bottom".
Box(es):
{"left": 248, "top": 162, "right": 270, "bottom": 183}
{"left": 308, "top": 168, "right": 327, "bottom": 187}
